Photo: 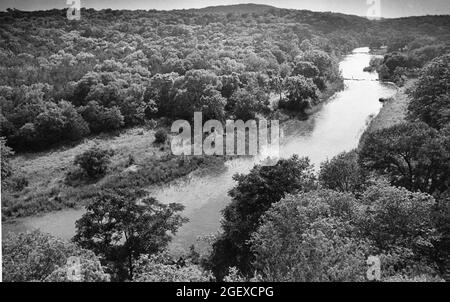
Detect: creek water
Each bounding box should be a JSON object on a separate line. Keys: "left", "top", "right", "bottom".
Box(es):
{"left": 2, "top": 47, "right": 397, "bottom": 254}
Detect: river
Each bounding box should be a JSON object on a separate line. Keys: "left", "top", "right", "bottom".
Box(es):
{"left": 2, "top": 47, "right": 397, "bottom": 253}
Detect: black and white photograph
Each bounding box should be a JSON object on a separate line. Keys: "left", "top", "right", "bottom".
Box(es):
{"left": 0, "top": 0, "right": 449, "bottom": 287}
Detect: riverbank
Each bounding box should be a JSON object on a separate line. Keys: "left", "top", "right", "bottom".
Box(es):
{"left": 358, "top": 80, "right": 413, "bottom": 150}
{"left": 364, "top": 80, "right": 413, "bottom": 133}
{"left": 2, "top": 126, "right": 225, "bottom": 221}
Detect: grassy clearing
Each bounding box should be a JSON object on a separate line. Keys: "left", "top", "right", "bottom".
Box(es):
{"left": 2, "top": 126, "right": 225, "bottom": 220}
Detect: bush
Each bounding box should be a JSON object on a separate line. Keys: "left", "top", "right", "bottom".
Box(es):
{"left": 154, "top": 129, "right": 168, "bottom": 144}
{"left": 319, "top": 150, "right": 366, "bottom": 194}
{"left": 1, "top": 136, "right": 14, "bottom": 180}
{"left": 79, "top": 101, "right": 124, "bottom": 133}
{"left": 10, "top": 175, "right": 29, "bottom": 192}
{"left": 34, "top": 105, "right": 66, "bottom": 147}
{"left": 2, "top": 231, "right": 109, "bottom": 282}
{"left": 74, "top": 146, "right": 114, "bottom": 179}
{"left": 280, "top": 76, "right": 318, "bottom": 112}
{"left": 229, "top": 87, "right": 270, "bottom": 121}
{"left": 59, "top": 100, "right": 90, "bottom": 141}
{"left": 10, "top": 123, "right": 38, "bottom": 150}
{"left": 292, "top": 61, "right": 319, "bottom": 78}
{"left": 133, "top": 253, "right": 213, "bottom": 282}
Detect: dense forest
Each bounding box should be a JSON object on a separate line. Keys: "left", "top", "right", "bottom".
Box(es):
{"left": 1, "top": 8, "right": 449, "bottom": 151}
{"left": 1, "top": 6, "right": 450, "bottom": 282}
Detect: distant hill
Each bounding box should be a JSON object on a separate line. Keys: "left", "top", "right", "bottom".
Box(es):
{"left": 187, "top": 3, "right": 276, "bottom": 14}
{"left": 185, "top": 0, "right": 450, "bottom": 18}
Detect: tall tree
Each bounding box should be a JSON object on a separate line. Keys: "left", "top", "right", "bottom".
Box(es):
{"left": 319, "top": 150, "right": 366, "bottom": 194}
{"left": 280, "top": 76, "right": 318, "bottom": 112}
{"left": 250, "top": 190, "right": 369, "bottom": 282}
{"left": 208, "top": 156, "right": 316, "bottom": 279}
{"left": 73, "top": 190, "right": 187, "bottom": 280}
{"left": 359, "top": 122, "right": 450, "bottom": 194}
{"left": 408, "top": 54, "right": 450, "bottom": 130}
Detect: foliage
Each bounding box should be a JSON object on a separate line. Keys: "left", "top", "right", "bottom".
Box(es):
{"left": 208, "top": 155, "right": 316, "bottom": 279}
{"left": 154, "top": 129, "right": 168, "bottom": 144}
{"left": 319, "top": 150, "right": 366, "bottom": 194}
{"left": 0, "top": 7, "right": 374, "bottom": 151}
{"left": 1, "top": 136, "right": 14, "bottom": 180}
{"left": 408, "top": 54, "right": 450, "bottom": 129}
{"left": 133, "top": 253, "right": 213, "bottom": 282}
{"left": 249, "top": 183, "right": 443, "bottom": 281}
{"left": 2, "top": 231, "right": 109, "bottom": 282}
{"left": 1, "top": 6, "right": 450, "bottom": 283}
{"left": 8, "top": 174, "right": 29, "bottom": 191}
{"left": 250, "top": 190, "right": 370, "bottom": 281}
{"left": 73, "top": 189, "right": 187, "bottom": 280}
{"left": 358, "top": 184, "right": 439, "bottom": 268}
{"left": 79, "top": 101, "right": 124, "bottom": 133}
{"left": 359, "top": 122, "right": 450, "bottom": 194}
{"left": 292, "top": 61, "right": 320, "bottom": 78}
{"left": 279, "top": 76, "right": 318, "bottom": 112}
{"left": 229, "top": 86, "right": 270, "bottom": 120}
{"left": 384, "top": 274, "right": 444, "bottom": 282}
{"left": 45, "top": 255, "right": 111, "bottom": 282}
{"left": 2, "top": 8, "right": 446, "bottom": 151}
{"left": 73, "top": 146, "right": 115, "bottom": 179}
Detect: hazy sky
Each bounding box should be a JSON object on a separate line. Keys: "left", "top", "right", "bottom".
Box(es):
{"left": 1, "top": 0, "right": 449, "bottom": 18}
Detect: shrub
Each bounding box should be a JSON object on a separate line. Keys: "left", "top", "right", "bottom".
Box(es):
{"left": 79, "top": 101, "right": 124, "bottom": 133}
{"left": 319, "top": 150, "right": 366, "bottom": 194}
{"left": 1, "top": 136, "right": 14, "bottom": 180}
{"left": 154, "top": 129, "right": 168, "bottom": 144}
{"left": 10, "top": 123, "right": 38, "bottom": 150}
{"left": 2, "top": 231, "right": 109, "bottom": 282}
{"left": 10, "top": 175, "right": 29, "bottom": 192}
{"left": 133, "top": 253, "right": 213, "bottom": 282}
{"left": 292, "top": 61, "right": 320, "bottom": 78}
{"left": 229, "top": 87, "right": 270, "bottom": 120}
{"left": 59, "top": 100, "right": 90, "bottom": 141}
{"left": 280, "top": 76, "right": 318, "bottom": 112}
{"left": 74, "top": 146, "right": 114, "bottom": 179}
{"left": 34, "top": 105, "right": 66, "bottom": 147}
{"left": 0, "top": 113, "right": 15, "bottom": 137}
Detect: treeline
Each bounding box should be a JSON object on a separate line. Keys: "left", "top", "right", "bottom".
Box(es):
{"left": 369, "top": 38, "right": 449, "bottom": 85}
{"left": 0, "top": 8, "right": 358, "bottom": 152}
{"left": 2, "top": 9, "right": 449, "bottom": 152}
{"left": 362, "top": 15, "right": 450, "bottom": 84}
